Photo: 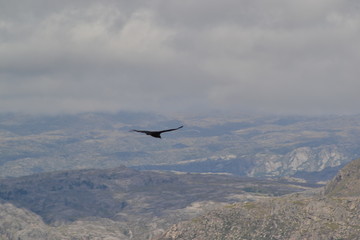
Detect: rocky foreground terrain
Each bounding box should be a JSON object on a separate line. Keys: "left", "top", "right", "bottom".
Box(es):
{"left": 2, "top": 159, "right": 360, "bottom": 240}
{"left": 0, "top": 166, "right": 311, "bottom": 240}
{"left": 156, "top": 158, "right": 360, "bottom": 240}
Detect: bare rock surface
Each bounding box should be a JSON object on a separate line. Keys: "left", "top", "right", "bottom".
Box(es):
{"left": 156, "top": 159, "right": 360, "bottom": 240}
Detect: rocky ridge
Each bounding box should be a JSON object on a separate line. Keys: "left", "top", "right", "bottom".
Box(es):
{"left": 156, "top": 158, "right": 360, "bottom": 240}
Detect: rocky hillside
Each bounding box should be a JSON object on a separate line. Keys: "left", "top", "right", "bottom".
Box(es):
{"left": 0, "top": 166, "right": 310, "bottom": 240}
{"left": 324, "top": 158, "right": 360, "bottom": 197}
{"left": 156, "top": 159, "right": 360, "bottom": 240}
{"left": 0, "top": 202, "right": 62, "bottom": 240}
{"left": 0, "top": 201, "right": 129, "bottom": 240}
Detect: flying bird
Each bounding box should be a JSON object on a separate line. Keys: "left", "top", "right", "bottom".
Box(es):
{"left": 130, "top": 126, "right": 183, "bottom": 138}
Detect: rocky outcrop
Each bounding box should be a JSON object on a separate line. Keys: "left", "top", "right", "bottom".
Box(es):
{"left": 156, "top": 159, "right": 360, "bottom": 240}
{"left": 0, "top": 201, "right": 130, "bottom": 240}
{"left": 0, "top": 202, "right": 63, "bottom": 240}
{"left": 248, "top": 145, "right": 346, "bottom": 177}
{"left": 324, "top": 158, "right": 360, "bottom": 197}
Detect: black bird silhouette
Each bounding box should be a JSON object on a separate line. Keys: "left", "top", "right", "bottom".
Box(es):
{"left": 130, "top": 126, "right": 183, "bottom": 138}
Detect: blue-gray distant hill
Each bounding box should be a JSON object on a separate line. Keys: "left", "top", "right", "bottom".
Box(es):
{"left": 0, "top": 165, "right": 311, "bottom": 239}
{"left": 1, "top": 112, "right": 360, "bottom": 182}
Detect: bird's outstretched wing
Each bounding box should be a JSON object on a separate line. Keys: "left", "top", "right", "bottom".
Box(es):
{"left": 130, "top": 129, "right": 151, "bottom": 134}
{"left": 130, "top": 126, "right": 183, "bottom": 138}
{"left": 158, "top": 125, "right": 184, "bottom": 133}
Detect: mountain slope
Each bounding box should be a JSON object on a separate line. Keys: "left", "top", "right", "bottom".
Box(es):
{"left": 0, "top": 166, "right": 310, "bottom": 240}
{"left": 0, "top": 201, "right": 131, "bottom": 240}
{"left": 324, "top": 158, "right": 360, "bottom": 197}
{"left": 156, "top": 159, "right": 360, "bottom": 240}
{"left": 0, "top": 202, "right": 63, "bottom": 240}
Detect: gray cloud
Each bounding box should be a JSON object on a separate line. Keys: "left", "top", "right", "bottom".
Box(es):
{"left": 1, "top": 0, "right": 360, "bottom": 115}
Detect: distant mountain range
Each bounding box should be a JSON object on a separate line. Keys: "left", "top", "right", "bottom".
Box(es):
{"left": 2, "top": 112, "right": 360, "bottom": 182}
{"left": 156, "top": 158, "right": 360, "bottom": 240}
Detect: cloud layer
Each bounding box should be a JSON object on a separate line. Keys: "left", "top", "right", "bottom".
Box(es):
{"left": 1, "top": 0, "right": 360, "bottom": 115}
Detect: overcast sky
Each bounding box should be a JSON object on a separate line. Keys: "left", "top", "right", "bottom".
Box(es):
{"left": 1, "top": 0, "right": 360, "bottom": 116}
